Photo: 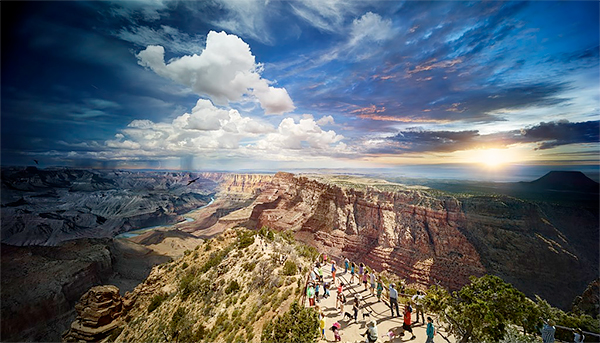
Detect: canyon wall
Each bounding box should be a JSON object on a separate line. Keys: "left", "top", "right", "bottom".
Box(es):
{"left": 250, "top": 172, "right": 486, "bottom": 290}
{"left": 249, "top": 172, "right": 598, "bottom": 309}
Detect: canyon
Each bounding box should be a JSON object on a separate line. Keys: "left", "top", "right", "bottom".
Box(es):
{"left": 1, "top": 168, "right": 597, "bottom": 341}
{"left": 248, "top": 172, "right": 598, "bottom": 310}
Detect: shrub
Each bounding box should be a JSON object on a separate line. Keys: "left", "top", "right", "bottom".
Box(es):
{"left": 283, "top": 260, "right": 297, "bottom": 276}
{"left": 147, "top": 294, "right": 166, "bottom": 313}
{"left": 261, "top": 301, "right": 319, "bottom": 343}
{"left": 237, "top": 230, "right": 255, "bottom": 249}
{"left": 182, "top": 262, "right": 189, "bottom": 269}
{"left": 296, "top": 244, "right": 319, "bottom": 260}
{"left": 242, "top": 261, "right": 256, "bottom": 272}
{"left": 200, "top": 245, "right": 232, "bottom": 273}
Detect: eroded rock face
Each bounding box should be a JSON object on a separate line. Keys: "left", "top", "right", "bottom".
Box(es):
{"left": 62, "top": 285, "right": 124, "bottom": 342}
{"left": 200, "top": 172, "right": 274, "bottom": 195}
{"left": 249, "top": 172, "right": 598, "bottom": 309}
{"left": 250, "top": 172, "right": 486, "bottom": 290}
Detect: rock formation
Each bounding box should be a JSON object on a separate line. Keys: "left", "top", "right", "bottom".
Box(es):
{"left": 249, "top": 172, "right": 598, "bottom": 309}
{"left": 62, "top": 285, "right": 125, "bottom": 342}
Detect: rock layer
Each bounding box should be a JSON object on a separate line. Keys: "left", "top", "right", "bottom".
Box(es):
{"left": 250, "top": 172, "right": 486, "bottom": 290}
{"left": 62, "top": 285, "right": 125, "bottom": 342}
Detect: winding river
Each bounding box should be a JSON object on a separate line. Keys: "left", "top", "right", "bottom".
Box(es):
{"left": 115, "top": 197, "right": 215, "bottom": 239}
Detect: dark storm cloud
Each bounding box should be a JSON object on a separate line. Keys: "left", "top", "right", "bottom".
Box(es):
{"left": 521, "top": 120, "right": 600, "bottom": 150}
{"left": 369, "top": 120, "right": 599, "bottom": 154}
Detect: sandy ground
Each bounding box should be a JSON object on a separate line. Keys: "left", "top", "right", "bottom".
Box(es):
{"left": 308, "top": 265, "right": 456, "bottom": 343}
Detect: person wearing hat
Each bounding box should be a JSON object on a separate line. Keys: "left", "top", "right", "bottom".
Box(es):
{"left": 361, "top": 320, "right": 378, "bottom": 343}
{"left": 540, "top": 318, "right": 556, "bottom": 343}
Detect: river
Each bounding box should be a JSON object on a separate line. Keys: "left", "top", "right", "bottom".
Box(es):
{"left": 115, "top": 197, "right": 215, "bottom": 239}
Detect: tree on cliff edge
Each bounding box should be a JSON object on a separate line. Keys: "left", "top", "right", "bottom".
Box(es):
{"left": 425, "top": 275, "right": 539, "bottom": 343}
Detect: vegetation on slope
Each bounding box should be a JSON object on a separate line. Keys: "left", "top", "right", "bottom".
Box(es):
{"left": 114, "top": 227, "right": 320, "bottom": 343}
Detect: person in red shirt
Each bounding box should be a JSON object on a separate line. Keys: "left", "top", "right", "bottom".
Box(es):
{"left": 403, "top": 303, "right": 416, "bottom": 340}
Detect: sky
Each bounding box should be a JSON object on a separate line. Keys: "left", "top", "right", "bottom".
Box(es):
{"left": 2, "top": 1, "right": 599, "bottom": 178}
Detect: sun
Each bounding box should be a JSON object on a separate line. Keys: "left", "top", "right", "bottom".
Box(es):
{"left": 471, "top": 148, "right": 513, "bottom": 168}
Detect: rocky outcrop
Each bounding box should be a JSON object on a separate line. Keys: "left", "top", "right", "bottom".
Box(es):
{"left": 571, "top": 278, "right": 599, "bottom": 318}
{"left": 62, "top": 285, "right": 125, "bottom": 342}
{"left": 249, "top": 172, "right": 598, "bottom": 309}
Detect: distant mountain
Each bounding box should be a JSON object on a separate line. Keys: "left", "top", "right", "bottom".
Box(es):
{"left": 528, "top": 171, "right": 599, "bottom": 192}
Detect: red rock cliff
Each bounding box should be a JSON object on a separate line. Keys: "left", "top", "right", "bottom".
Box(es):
{"left": 250, "top": 172, "right": 486, "bottom": 290}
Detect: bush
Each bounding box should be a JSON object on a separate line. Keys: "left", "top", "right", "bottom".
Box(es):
{"left": 147, "top": 294, "right": 166, "bottom": 313}
{"left": 237, "top": 230, "right": 255, "bottom": 249}
{"left": 179, "top": 272, "right": 196, "bottom": 300}
{"left": 200, "top": 245, "right": 232, "bottom": 273}
{"left": 283, "top": 260, "right": 297, "bottom": 276}
{"left": 225, "top": 280, "right": 240, "bottom": 294}
{"left": 296, "top": 244, "right": 319, "bottom": 260}
{"left": 182, "top": 262, "right": 189, "bottom": 269}
{"left": 261, "top": 301, "right": 319, "bottom": 343}
{"left": 242, "top": 261, "right": 256, "bottom": 272}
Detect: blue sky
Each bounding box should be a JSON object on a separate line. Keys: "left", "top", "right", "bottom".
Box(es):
{"left": 2, "top": 1, "right": 598, "bottom": 174}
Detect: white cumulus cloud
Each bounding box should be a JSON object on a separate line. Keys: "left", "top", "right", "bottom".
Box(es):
{"left": 101, "top": 99, "right": 347, "bottom": 162}
{"left": 136, "top": 31, "right": 295, "bottom": 114}
{"left": 349, "top": 12, "right": 394, "bottom": 46}
{"left": 257, "top": 117, "right": 344, "bottom": 150}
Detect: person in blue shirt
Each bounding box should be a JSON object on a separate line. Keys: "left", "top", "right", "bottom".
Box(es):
{"left": 426, "top": 316, "right": 435, "bottom": 343}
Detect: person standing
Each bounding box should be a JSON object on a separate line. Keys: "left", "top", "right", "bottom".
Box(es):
{"left": 344, "top": 257, "right": 350, "bottom": 274}
{"left": 541, "top": 319, "right": 556, "bottom": 343}
{"left": 376, "top": 277, "right": 384, "bottom": 302}
{"left": 363, "top": 270, "right": 369, "bottom": 292}
{"left": 412, "top": 291, "right": 425, "bottom": 323}
{"left": 307, "top": 283, "right": 315, "bottom": 307}
{"left": 403, "top": 304, "right": 416, "bottom": 340}
{"left": 425, "top": 317, "right": 435, "bottom": 343}
{"left": 370, "top": 272, "right": 376, "bottom": 296}
{"left": 389, "top": 283, "right": 400, "bottom": 317}
{"left": 359, "top": 263, "right": 364, "bottom": 281}
{"left": 350, "top": 262, "right": 356, "bottom": 284}
{"left": 332, "top": 261, "right": 337, "bottom": 284}
{"left": 336, "top": 290, "right": 346, "bottom": 314}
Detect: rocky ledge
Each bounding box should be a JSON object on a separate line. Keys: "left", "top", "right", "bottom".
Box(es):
{"left": 62, "top": 285, "right": 129, "bottom": 342}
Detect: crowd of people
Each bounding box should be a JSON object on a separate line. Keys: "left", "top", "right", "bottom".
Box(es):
{"left": 306, "top": 254, "right": 436, "bottom": 342}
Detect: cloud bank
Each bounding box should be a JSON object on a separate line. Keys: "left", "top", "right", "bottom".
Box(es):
{"left": 137, "top": 31, "right": 295, "bottom": 114}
